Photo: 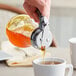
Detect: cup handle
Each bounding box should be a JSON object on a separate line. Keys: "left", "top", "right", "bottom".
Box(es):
{"left": 66, "top": 64, "right": 73, "bottom": 76}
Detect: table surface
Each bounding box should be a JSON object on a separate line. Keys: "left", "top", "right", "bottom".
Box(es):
{"left": 0, "top": 47, "right": 75, "bottom": 76}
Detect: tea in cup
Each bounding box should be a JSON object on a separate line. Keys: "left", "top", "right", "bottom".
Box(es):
{"left": 33, "top": 57, "right": 73, "bottom": 76}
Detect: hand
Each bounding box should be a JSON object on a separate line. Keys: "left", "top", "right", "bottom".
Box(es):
{"left": 23, "top": 0, "right": 57, "bottom": 47}
{"left": 23, "top": 0, "right": 51, "bottom": 22}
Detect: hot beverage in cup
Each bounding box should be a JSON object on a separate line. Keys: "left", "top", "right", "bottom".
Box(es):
{"left": 40, "top": 61, "right": 61, "bottom": 65}
{"left": 33, "top": 58, "right": 73, "bottom": 76}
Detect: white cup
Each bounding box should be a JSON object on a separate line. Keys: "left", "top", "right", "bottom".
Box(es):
{"left": 69, "top": 38, "right": 76, "bottom": 69}
{"left": 33, "top": 57, "right": 73, "bottom": 76}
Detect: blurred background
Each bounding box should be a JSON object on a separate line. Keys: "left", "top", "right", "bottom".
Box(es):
{"left": 0, "top": 0, "right": 76, "bottom": 48}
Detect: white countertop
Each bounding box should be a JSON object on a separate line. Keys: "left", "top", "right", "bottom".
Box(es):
{"left": 0, "top": 47, "right": 75, "bottom": 76}
{"left": 0, "top": 62, "right": 75, "bottom": 76}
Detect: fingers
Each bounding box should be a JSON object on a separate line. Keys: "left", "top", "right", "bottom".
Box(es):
{"left": 23, "top": 0, "right": 51, "bottom": 21}
{"left": 23, "top": 2, "right": 39, "bottom": 22}
{"left": 33, "top": 13, "right": 39, "bottom": 22}
{"left": 23, "top": 2, "right": 38, "bottom": 22}
{"left": 23, "top": 2, "right": 32, "bottom": 17}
